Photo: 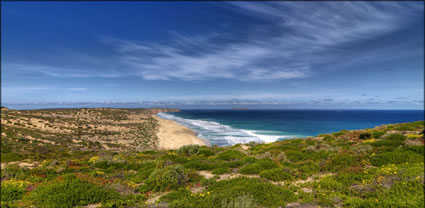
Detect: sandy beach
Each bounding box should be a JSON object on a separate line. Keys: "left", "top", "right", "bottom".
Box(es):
{"left": 153, "top": 115, "right": 207, "bottom": 149}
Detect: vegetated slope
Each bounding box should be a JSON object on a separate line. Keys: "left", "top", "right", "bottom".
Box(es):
{"left": 1, "top": 110, "right": 424, "bottom": 207}
{"left": 1, "top": 108, "right": 179, "bottom": 159}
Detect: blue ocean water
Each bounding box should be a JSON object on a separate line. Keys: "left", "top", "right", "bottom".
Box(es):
{"left": 158, "top": 110, "right": 424, "bottom": 146}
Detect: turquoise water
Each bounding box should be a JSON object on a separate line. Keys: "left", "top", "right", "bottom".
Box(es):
{"left": 158, "top": 110, "right": 424, "bottom": 146}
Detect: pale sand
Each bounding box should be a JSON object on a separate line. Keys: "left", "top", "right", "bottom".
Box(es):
{"left": 153, "top": 115, "right": 207, "bottom": 149}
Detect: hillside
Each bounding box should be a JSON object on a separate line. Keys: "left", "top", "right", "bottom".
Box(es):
{"left": 1, "top": 108, "right": 180, "bottom": 157}
{"left": 1, "top": 108, "right": 424, "bottom": 208}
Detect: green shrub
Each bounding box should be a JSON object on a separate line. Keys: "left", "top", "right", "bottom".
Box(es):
{"left": 323, "top": 153, "right": 361, "bottom": 172}
{"left": 131, "top": 162, "right": 156, "bottom": 183}
{"left": 392, "top": 121, "right": 425, "bottom": 131}
{"left": 215, "top": 150, "right": 245, "bottom": 161}
{"left": 285, "top": 150, "right": 328, "bottom": 162}
{"left": 1, "top": 165, "right": 29, "bottom": 180}
{"left": 370, "top": 134, "right": 406, "bottom": 151}
{"left": 93, "top": 160, "right": 141, "bottom": 172}
{"left": 402, "top": 145, "right": 424, "bottom": 155}
{"left": 141, "top": 165, "right": 188, "bottom": 192}
{"left": 163, "top": 177, "right": 295, "bottom": 208}
{"left": 220, "top": 193, "right": 258, "bottom": 208}
{"left": 26, "top": 175, "right": 118, "bottom": 208}
{"left": 314, "top": 177, "right": 344, "bottom": 191}
{"left": 370, "top": 130, "right": 385, "bottom": 139}
{"left": 212, "top": 167, "right": 231, "bottom": 175}
{"left": 259, "top": 168, "right": 293, "bottom": 181}
{"left": 1, "top": 152, "right": 24, "bottom": 163}
{"left": 345, "top": 180, "right": 424, "bottom": 207}
{"left": 178, "top": 145, "right": 201, "bottom": 156}
{"left": 239, "top": 159, "right": 278, "bottom": 174}
{"left": 199, "top": 148, "right": 215, "bottom": 157}
{"left": 295, "top": 161, "right": 321, "bottom": 179}
{"left": 208, "top": 177, "right": 295, "bottom": 208}
{"left": 334, "top": 171, "right": 373, "bottom": 186}
{"left": 184, "top": 160, "right": 215, "bottom": 170}
{"left": 160, "top": 188, "right": 192, "bottom": 203}
{"left": 101, "top": 194, "right": 146, "bottom": 208}
{"left": 370, "top": 150, "right": 424, "bottom": 166}
{"left": 1, "top": 179, "right": 29, "bottom": 203}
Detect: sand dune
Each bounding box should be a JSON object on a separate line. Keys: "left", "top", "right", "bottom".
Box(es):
{"left": 153, "top": 115, "right": 206, "bottom": 149}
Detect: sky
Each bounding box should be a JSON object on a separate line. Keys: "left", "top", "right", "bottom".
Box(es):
{"left": 1, "top": 1, "right": 424, "bottom": 109}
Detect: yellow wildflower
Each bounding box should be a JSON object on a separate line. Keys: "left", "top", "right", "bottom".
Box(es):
{"left": 89, "top": 156, "right": 99, "bottom": 163}
{"left": 95, "top": 171, "right": 104, "bottom": 175}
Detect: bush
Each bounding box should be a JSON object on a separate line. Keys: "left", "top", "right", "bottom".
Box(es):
{"left": 391, "top": 121, "right": 425, "bottom": 131}
{"left": 314, "top": 177, "right": 343, "bottom": 190}
{"left": 160, "top": 188, "right": 192, "bottom": 203}
{"left": 295, "top": 161, "right": 321, "bottom": 179}
{"left": 178, "top": 145, "right": 201, "bottom": 156}
{"left": 1, "top": 179, "right": 29, "bottom": 203}
{"left": 1, "top": 165, "right": 29, "bottom": 180}
{"left": 184, "top": 160, "right": 215, "bottom": 170}
{"left": 199, "top": 148, "right": 215, "bottom": 157}
{"left": 212, "top": 167, "right": 231, "bottom": 175}
{"left": 26, "top": 175, "right": 118, "bottom": 208}
{"left": 209, "top": 178, "right": 295, "bottom": 207}
{"left": 259, "top": 168, "right": 293, "bottom": 181}
{"left": 215, "top": 150, "right": 245, "bottom": 161}
{"left": 359, "top": 133, "right": 371, "bottom": 140}
{"left": 163, "top": 177, "right": 295, "bottom": 208}
{"left": 131, "top": 162, "right": 156, "bottom": 183}
{"left": 323, "top": 153, "right": 361, "bottom": 172}
{"left": 239, "top": 159, "right": 278, "bottom": 174}
{"left": 370, "top": 130, "right": 385, "bottom": 139}
{"left": 220, "top": 193, "right": 258, "bottom": 208}
{"left": 345, "top": 179, "right": 424, "bottom": 207}
{"left": 334, "top": 169, "right": 373, "bottom": 186}
{"left": 285, "top": 150, "right": 328, "bottom": 162}
{"left": 141, "top": 165, "right": 188, "bottom": 192}
{"left": 1, "top": 152, "right": 24, "bottom": 163}
{"left": 370, "top": 134, "right": 406, "bottom": 151}
{"left": 370, "top": 150, "right": 424, "bottom": 166}
{"left": 402, "top": 145, "right": 424, "bottom": 155}
{"left": 101, "top": 194, "right": 146, "bottom": 208}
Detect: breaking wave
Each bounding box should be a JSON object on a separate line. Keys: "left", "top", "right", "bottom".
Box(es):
{"left": 157, "top": 112, "right": 295, "bottom": 146}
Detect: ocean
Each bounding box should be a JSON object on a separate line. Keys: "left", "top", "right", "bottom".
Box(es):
{"left": 158, "top": 110, "right": 425, "bottom": 146}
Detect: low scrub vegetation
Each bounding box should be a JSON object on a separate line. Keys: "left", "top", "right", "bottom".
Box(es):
{"left": 1, "top": 112, "right": 424, "bottom": 208}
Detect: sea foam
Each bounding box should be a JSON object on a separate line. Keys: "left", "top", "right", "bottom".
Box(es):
{"left": 157, "top": 112, "right": 293, "bottom": 146}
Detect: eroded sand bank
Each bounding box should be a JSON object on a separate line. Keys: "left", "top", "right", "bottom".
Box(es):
{"left": 153, "top": 115, "right": 206, "bottom": 149}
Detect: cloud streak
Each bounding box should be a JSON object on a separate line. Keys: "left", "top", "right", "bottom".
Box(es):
{"left": 2, "top": 2, "right": 423, "bottom": 82}
{"left": 3, "top": 63, "right": 123, "bottom": 78}
{"left": 104, "top": 2, "right": 423, "bottom": 81}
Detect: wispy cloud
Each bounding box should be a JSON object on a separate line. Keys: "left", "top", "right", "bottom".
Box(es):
{"left": 102, "top": 2, "right": 422, "bottom": 81}
{"left": 2, "top": 86, "right": 89, "bottom": 94}
{"left": 65, "top": 88, "right": 88, "bottom": 91}
{"left": 3, "top": 63, "right": 123, "bottom": 78}
{"left": 3, "top": 2, "right": 422, "bottom": 82}
{"left": 1, "top": 86, "right": 53, "bottom": 93}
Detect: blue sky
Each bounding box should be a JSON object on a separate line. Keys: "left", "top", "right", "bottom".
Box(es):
{"left": 2, "top": 1, "right": 424, "bottom": 109}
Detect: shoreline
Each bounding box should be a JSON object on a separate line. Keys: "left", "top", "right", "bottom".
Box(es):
{"left": 152, "top": 115, "right": 207, "bottom": 150}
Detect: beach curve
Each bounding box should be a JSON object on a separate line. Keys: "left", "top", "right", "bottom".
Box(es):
{"left": 152, "top": 115, "right": 207, "bottom": 149}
